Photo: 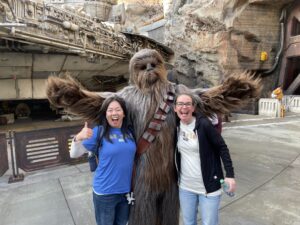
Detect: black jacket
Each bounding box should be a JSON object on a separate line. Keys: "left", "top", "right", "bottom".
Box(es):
{"left": 175, "top": 113, "right": 234, "bottom": 194}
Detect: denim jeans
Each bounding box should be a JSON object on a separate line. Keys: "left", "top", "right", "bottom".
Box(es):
{"left": 179, "top": 188, "right": 221, "bottom": 225}
{"left": 93, "top": 192, "right": 129, "bottom": 225}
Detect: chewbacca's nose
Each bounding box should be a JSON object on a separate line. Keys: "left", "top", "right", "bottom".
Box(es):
{"left": 146, "top": 63, "right": 154, "bottom": 71}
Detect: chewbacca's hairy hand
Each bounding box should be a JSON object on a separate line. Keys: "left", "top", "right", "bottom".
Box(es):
{"left": 46, "top": 76, "right": 104, "bottom": 124}
{"left": 200, "top": 71, "right": 262, "bottom": 115}
{"left": 221, "top": 71, "right": 262, "bottom": 99}
{"left": 46, "top": 76, "right": 85, "bottom": 108}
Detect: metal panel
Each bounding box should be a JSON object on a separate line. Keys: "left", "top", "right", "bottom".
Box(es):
{"left": 0, "top": 67, "right": 32, "bottom": 78}
{"left": 0, "top": 80, "right": 17, "bottom": 99}
{"left": 286, "top": 74, "right": 300, "bottom": 94}
{"left": 0, "top": 133, "right": 9, "bottom": 176}
{"left": 14, "top": 125, "right": 84, "bottom": 172}
{"left": 32, "top": 79, "right": 47, "bottom": 99}
{"left": 18, "top": 79, "right": 33, "bottom": 99}
{"left": 0, "top": 53, "right": 32, "bottom": 66}
{"left": 95, "top": 61, "right": 130, "bottom": 77}
{"left": 33, "top": 54, "right": 66, "bottom": 72}
{"left": 0, "top": 79, "right": 34, "bottom": 100}
{"left": 63, "top": 56, "right": 118, "bottom": 71}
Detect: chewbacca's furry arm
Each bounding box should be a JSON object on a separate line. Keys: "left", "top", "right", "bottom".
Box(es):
{"left": 46, "top": 76, "right": 105, "bottom": 124}
{"left": 195, "top": 71, "right": 262, "bottom": 116}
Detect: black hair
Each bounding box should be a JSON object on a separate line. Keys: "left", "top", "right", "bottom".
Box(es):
{"left": 99, "top": 95, "right": 132, "bottom": 143}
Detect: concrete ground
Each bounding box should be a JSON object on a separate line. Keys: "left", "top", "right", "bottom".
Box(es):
{"left": 0, "top": 113, "right": 300, "bottom": 225}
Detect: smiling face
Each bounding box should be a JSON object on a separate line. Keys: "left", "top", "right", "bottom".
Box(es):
{"left": 106, "top": 101, "right": 125, "bottom": 128}
{"left": 174, "top": 94, "right": 195, "bottom": 124}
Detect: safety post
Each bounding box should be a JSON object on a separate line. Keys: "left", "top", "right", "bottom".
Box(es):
{"left": 8, "top": 130, "right": 24, "bottom": 183}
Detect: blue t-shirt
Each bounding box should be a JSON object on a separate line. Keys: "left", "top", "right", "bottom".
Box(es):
{"left": 83, "top": 126, "right": 136, "bottom": 194}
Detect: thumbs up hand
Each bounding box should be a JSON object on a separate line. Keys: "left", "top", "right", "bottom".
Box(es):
{"left": 75, "top": 122, "right": 93, "bottom": 142}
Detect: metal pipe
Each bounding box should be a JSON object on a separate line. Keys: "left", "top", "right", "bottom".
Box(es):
{"left": 15, "top": 30, "right": 125, "bottom": 58}
{"left": 0, "top": 23, "right": 27, "bottom": 27}
{"left": 2, "top": 30, "right": 127, "bottom": 60}
{"left": 11, "top": 131, "right": 20, "bottom": 175}
{"left": 8, "top": 130, "right": 16, "bottom": 177}
{"left": 262, "top": 22, "right": 284, "bottom": 76}
{"left": 5, "top": 39, "right": 11, "bottom": 51}
{"left": 262, "top": 6, "right": 287, "bottom": 76}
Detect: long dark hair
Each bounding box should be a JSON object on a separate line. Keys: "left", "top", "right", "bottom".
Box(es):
{"left": 99, "top": 95, "right": 132, "bottom": 143}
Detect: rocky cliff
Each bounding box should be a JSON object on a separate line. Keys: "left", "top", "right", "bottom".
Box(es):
{"left": 164, "top": 0, "right": 294, "bottom": 96}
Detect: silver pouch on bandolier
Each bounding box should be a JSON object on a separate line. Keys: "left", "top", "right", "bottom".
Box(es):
{"left": 126, "top": 192, "right": 135, "bottom": 205}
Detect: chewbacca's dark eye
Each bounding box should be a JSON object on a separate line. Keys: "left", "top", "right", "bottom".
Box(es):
{"left": 151, "top": 63, "right": 156, "bottom": 68}
{"left": 141, "top": 65, "right": 147, "bottom": 70}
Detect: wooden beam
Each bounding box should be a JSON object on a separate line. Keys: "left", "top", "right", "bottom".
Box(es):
{"left": 286, "top": 73, "right": 300, "bottom": 94}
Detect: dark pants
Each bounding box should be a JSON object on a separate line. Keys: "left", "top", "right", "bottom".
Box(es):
{"left": 93, "top": 192, "right": 129, "bottom": 225}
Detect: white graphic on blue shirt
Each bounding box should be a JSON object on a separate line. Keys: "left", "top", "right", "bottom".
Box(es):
{"left": 110, "top": 133, "right": 133, "bottom": 142}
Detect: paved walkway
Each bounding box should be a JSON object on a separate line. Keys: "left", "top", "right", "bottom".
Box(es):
{"left": 0, "top": 113, "right": 300, "bottom": 225}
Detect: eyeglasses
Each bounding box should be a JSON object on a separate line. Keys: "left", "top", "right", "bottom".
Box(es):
{"left": 175, "top": 102, "right": 193, "bottom": 107}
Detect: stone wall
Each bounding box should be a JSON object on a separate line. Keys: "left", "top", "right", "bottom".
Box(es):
{"left": 164, "top": 0, "right": 294, "bottom": 93}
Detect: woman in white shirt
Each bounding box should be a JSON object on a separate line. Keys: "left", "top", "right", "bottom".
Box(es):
{"left": 174, "top": 93, "right": 236, "bottom": 225}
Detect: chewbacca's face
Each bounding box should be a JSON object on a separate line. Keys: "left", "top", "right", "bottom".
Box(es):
{"left": 129, "top": 49, "right": 167, "bottom": 90}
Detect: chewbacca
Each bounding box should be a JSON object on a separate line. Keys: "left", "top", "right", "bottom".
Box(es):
{"left": 47, "top": 49, "right": 261, "bottom": 225}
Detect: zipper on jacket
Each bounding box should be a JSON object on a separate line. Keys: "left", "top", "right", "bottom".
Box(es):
{"left": 174, "top": 146, "right": 179, "bottom": 173}
{"left": 174, "top": 126, "right": 179, "bottom": 173}
{"left": 174, "top": 149, "right": 180, "bottom": 186}
{"left": 175, "top": 126, "right": 180, "bottom": 186}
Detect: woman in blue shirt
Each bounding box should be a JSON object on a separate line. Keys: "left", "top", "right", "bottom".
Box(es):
{"left": 70, "top": 96, "right": 136, "bottom": 225}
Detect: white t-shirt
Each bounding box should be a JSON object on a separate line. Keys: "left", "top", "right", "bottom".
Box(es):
{"left": 178, "top": 117, "right": 221, "bottom": 196}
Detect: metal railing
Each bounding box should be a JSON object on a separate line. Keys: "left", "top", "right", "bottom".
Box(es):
{"left": 13, "top": 125, "right": 84, "bottom": 172}
{"left": 258, "top": 98, "right": 281, "bottom": 117}
{"left": 258, "top": 95, "right": 300, "bottom": 117}
{"left": 0, "top": 133, "right": 8, "bottom": 177}
{"left": 283, "top": 95, "right": 300, "bottom": 113}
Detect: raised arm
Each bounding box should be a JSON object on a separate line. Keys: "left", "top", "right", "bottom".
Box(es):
{"left": 192, "top": 71, "right": 262, "bottom": 116}
{"left": 46, "top": 75, "right": 107, "bottom": 124}
{"left": 70, "top": 122, "right": 93, "bottom": 158}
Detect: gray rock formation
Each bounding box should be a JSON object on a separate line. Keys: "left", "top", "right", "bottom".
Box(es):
{"left": 164, "top": 0, "right": 294, "bottom": 91}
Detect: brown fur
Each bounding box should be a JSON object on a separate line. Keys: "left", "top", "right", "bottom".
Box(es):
{"left": 197, "top": 71, "right": 262, "bottom": 116}
{"left": 46, "top": 49, "right": 262, "bottom": 225}
{"left": 46, "top": 75, "right": 104, "bottom": 124}
{"left": 121, "top": 49, "right": 179, "bottom": 225}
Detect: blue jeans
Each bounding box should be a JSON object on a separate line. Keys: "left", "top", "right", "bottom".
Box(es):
{"left": 93, "top": 192, "right": 129, "bottom": 225}
{"left": 179, "top": 188, "right": 221, "bottom": 225}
